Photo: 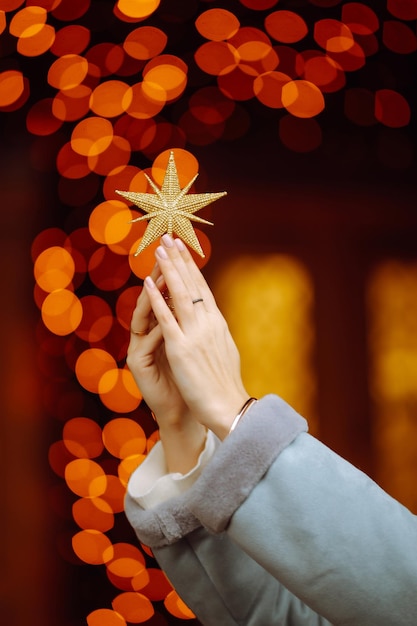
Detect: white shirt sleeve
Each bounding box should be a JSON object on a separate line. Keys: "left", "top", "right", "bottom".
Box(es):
{"left": 127, "top": 429, "right": 219, "bottom": 510}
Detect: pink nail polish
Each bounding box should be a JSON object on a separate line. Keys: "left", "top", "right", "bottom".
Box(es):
{"left": 162, "top": 234, "right": 174, "bottom": 247}
{"left": 144, "top": 276, "right": 155, "bottom": 288}
{"left": 156, "top": 245, "right": 168, "bottom": 259}
{"left": 175, "top": 238, "right": 185, "bottom": 251}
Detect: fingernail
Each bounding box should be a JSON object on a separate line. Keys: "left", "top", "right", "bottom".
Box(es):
{"left": 144, "top": 276, "right": 155, "bottom": 288}
{"left": 156, "top": 245, "right": 168, "bottom": 259}
{"left": 162, "top": 234, "right": 174, "bottom": 247}
{"left": 175, "top": 238, "right": 185, "bottom": 252}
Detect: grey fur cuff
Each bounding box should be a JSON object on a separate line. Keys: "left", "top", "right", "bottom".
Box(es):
{"left": 124, "top": 490, "right": 201, "bottom": 548}
{"left": 187, "top": 394, "right": 308, "bottom": 534}
{"left": 124, "top": 394, "right": 307, "bottom": 548}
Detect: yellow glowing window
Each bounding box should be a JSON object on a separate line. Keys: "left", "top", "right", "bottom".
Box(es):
{"left": 367, "top": 260, "right": 417, "bottom": 511}
{"left": 213, "top": 254, "right": 317, "bottom": 432}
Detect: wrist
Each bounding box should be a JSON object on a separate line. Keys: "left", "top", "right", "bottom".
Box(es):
{"left": 229, "top": 397, "right": 258, "bottom": 433}
{"left": 157, "top": 415, "right": 205, "bottom": 439}
{"left": 204, "top": 393, "right": 256, "bottom": 440}
{"left": 150, "top": 405, "right": 193, "bottom": 429}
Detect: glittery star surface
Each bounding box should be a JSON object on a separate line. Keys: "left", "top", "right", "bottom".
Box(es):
{"left": 116, "top": 151, "right": 227, "bottom": 257}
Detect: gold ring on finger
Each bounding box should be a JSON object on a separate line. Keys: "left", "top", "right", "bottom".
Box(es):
{"left": 131, "top": 328, "right": 148, "bottom": 336}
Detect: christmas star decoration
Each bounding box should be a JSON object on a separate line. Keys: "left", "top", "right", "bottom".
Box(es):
{"left": 116, "top": 151, "right": 227, "bottom": 257}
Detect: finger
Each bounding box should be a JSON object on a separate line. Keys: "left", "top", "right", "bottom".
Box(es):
{"left": 159, "top": 234, "right": 217, "bottom": 319}
{"left": 173, "top": 238, "right": 218, "bottom": 312}
{"left": 160, "top": 235, "right": 201, "bottom": 301}
{"left": 130, "top": 264, "right": 163, "bottom": 337}
{"left": 128, "top": 321, "right": 164, "bottom": 362}
{"left": 155, "top": 243, "right": 201, "bottom": 328}
{"left": 143, "top": 275, "right": 184, "bottom": 341}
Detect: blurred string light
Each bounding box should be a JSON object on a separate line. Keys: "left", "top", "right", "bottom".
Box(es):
{"left": 367, "top": 261, "right": 417, "bottom": 513}
{"left": 0, "top": 0, "right": 416, "bottom": 623}
{"left": 214, "top": 255, "right": 317, "bottom": 431}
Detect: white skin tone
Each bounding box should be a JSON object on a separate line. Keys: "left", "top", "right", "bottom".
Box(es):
{"left": 126, "top": 234, "right": 249, "bottom": 473}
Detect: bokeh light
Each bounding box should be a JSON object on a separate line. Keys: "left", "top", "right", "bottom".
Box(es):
{"left": 63, "top": 416, "right": 104, "bottom": 458}
{"left": 214, "top": 255, "right": 317, "bottom": 428}
{"left": 367, "top": 261, "right": 417, "bottom": 513}
{"left": 0, "top": 69, "right": 26, "bottom": 107}
{"left": 72, "top": 528, "right": 114, "bottom": 564}
{"left": 112, "top": 591, "right": 154, "bottom": 623}
{"left": 65, "top": 458, "right": 107, "bottom": 498}
{"left": 87, "top": 608, "right": 127, "bottom": 626}
{"left": 34, "top": 246, "right": 75, "bottom": 291}
{"left": 265, "top": 10, "right": 308, "bottom": 44}
{"left": 102, "top": 418, "right": 146, "bottom": 459}
{"left": 41, "top": 288, "right": 83, "bottom": 335}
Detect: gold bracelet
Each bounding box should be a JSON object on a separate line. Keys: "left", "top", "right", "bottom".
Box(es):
{"left": 229, "top": 397, "right": 257, "bottom": 433}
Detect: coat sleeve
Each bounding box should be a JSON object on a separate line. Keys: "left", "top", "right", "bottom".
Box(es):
{"left": 125, "top": 395, "right": 417, "bottom": 626}
{"left": 125, "top": 394, "right": 328, "bottom": 625}
{"left": 187, "top": 425, "right": 417, "bottom": 625}
{"left": 153, "top": 528, "right": 331, "bottom": 626}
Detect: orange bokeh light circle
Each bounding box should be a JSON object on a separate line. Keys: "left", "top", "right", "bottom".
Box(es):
{"left": 87, "top": 609, "right": 126, "bottom": 626}
{"left": 75, "top": 348, "right": 117, "bottom": 393}
{"left": 195, "top": 9, "right": 240, "bottom": 41}
{"left": 72, "top": 496, "right": 114, "bottom": 532}
{"left": 9, "top": 5, "right": 47, "bottom": 37}
{"left": 282, "top": 79, "right": 325, "bottom": 118}
{"left": 34, "top": 245, "right": 75, "bottom": 292}
{"left": 65, "top": 458, "right": 107, "bottom": 498}
{"left": 41, "top": 289, "right": 82, "bottom": 336}
{"left": 112, "top": 591, "right": 154, "bottom": 623}
{"left": 63, "top": 417, "right": 104, "bottom": 458}
{"left": 48, "top": 54, "right": 88, "bottom": 90}
{"left": 71, "top": 117, "right": 114, "bottom": 157}
{"left": 102, "top": 418, "right": 147, "bottom": 459}
{"left": 90, "top": 80, "right": 132, "bottom": 118}
{"left": 116, "top": 0, "right": 160, "bottom": 19}
{"left": 98, "top": 368, "right": 142, "bottom": 413}
{"left": 89, "top": 200, "right": 133, "bottom": 245}
{"left": 75, "top": 295, "right": 114, "bottom": 343}
{"left": 16, "top": 23, "right": 55, "bottom": 57}
{"left": 72, "top": 528, "right": 114, "bottom": 565}
{"left": 123, "top": 26, "right": 167, "bottom": 59}
{"left": 265, "top": 10, "right": 308, "bottom": 44}
{"left": 0, "top": 69, "right": 25, "bottom": 106}
{"left": 128, "top": 239, "right": 159, "bottom": 279}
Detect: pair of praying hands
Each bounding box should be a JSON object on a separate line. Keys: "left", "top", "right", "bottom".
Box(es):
{"left": 126, "top": 235, "right": 250, "bottom": 469}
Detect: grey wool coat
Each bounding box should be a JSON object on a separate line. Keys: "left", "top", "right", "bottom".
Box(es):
{"left": 124, "top": 395, "right": 417, "bottom": 625}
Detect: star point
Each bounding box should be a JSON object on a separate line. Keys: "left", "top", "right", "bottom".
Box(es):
{"left": 116, "top": 151, "right": 227, "bottom": 257}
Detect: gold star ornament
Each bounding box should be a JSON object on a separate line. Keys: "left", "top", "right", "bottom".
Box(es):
{"left": 116, "top": 151, "right": 227, "bottom": 257}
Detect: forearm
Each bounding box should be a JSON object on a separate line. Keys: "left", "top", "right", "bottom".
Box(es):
{"left": 158, "top": 418, "right": 207, "bottom": 474}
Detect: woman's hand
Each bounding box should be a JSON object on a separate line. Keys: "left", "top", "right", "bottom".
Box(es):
{"left": 127, "top": 263, "right": 206, "bottom": 472}
{"left": 143, "top": 235, "right": 250, "bottom": 440}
